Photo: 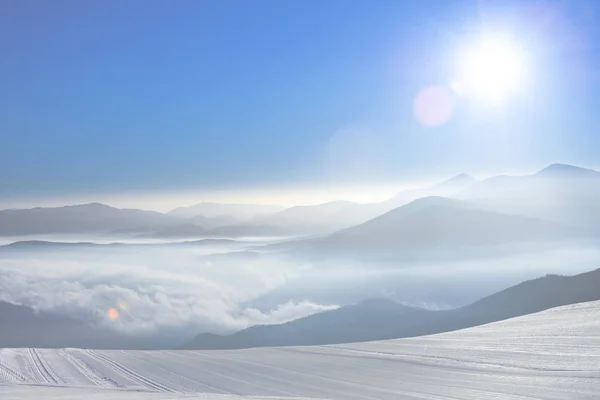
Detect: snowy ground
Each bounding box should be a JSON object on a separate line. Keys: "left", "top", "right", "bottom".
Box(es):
{"left": 1, "top": 301, "right": 599, "bottom": 399}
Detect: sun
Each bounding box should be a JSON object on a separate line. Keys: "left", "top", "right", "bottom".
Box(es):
{"left": 457, "top": 37, "right": 526, "bottom": 100}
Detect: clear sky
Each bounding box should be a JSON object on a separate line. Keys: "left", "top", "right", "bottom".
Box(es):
{"left": 1, "top": 0, "right": 600, "bottom": 208}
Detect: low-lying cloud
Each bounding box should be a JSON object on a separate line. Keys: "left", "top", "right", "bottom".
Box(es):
{"left": 2, "top": 237, "right": 600, "bottom": 345}
{"left": 0, "top": 243, "right": 337, "bottom": 339}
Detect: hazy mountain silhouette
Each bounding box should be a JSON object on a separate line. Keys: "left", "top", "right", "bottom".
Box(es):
{"left": 399, "top": 266, "right": 600, "bottom": 338}
{"left": 325, "top": 173, "right": 478, "bottom": 229}
{"left": 536, "top": 163, "right": 600, "bottom": 178}
{"left": 0, "top": 240, "right": 99, "bottom": 250}
{"left": 0, "top": 173, "right": 475, "bottom": 238}
{"left": 0, "top": 301, "right": 168, "bottom": 349}
{"left": 183, "top": 299, "right": 432, "bottom": 349}
{"left": 0, "top": 203, "right": 179, "bottom": 236}
{"left": 142, "top": 222, "right": 208, "bottom": 238}
{"left": 168, "top": 202, "right": 284, "bottom": 220}
{"left": 458, "top": 163, "right": 600, "bottom": 232}
{"left": 145, "top": 222, "right": 292, "bottom": 238}
{"left": 3, "top": 267, "right": 600, "bottom": 349}
{"left": 0, "top": 238, "right": 239, "bottom": 251}
{"left": 187, "top": 214, "right": 238, "bottom": 229}
{"left": 254, "top": 200, "right": 357, "bottom": 234}
{"left": 246, "top": 175, "right": 477, "bottom": 235}
{"left": 291, "top": 196, "right": 580, "bottom": 256}
{"left": 182, "top": 267, "right": 600, "bottom": 350}
{"left": 209, "top": 224, "right": 293, "bottom": 238}
{"left": 384, "top": 173, "right": 477, "bottom": 209}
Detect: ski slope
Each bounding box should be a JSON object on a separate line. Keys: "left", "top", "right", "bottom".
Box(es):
{"left": 1, "top": 301, "right": 600, "bottom": 399}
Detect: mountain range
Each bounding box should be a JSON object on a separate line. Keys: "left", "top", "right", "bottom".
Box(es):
{"left": 168, "top": 202, "right": 284, "bottom": 220}
{"left": 269, "top": 196, "right": 583, "bottom": 261}
{"left": 1, "top": 163, "right": 599, "bottom": 247}
{"left": 255, "top": 173, "right": 479, "bottom": 233}
{"left": 182, "top": 267, "right": 600, "bottom": 349}
{"left": 2, "top": 265, "right": 597, "bottom": 349}
{"left": 0, "top": 301, "right": 163, "bottom": 349}
{"left": 458, "top": 163, "right": 600, "bottom": 232}
{"left": 0, "top": 203, "right": 178, "bottom": 236}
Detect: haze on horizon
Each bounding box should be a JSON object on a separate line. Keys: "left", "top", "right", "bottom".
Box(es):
{"left": 0, "top": 163, "right": 591, "bottom": 213}
{"left": 2, "top": 0, "right": 600, "bottom": 211}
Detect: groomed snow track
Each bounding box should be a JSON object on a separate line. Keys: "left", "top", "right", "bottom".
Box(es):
{"left": 1, "top": 301, "right": 600, "bottom": 399}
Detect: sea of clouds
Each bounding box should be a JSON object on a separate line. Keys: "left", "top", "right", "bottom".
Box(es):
{"left": 1, "top": 236, "right": 600, "bottom": 344}
{"left": 0, "top": 241, "right": 337, "bottom": 339}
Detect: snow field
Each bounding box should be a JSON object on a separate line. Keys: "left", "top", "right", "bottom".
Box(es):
{"left": 1, "top": 301, "right": 599, "bottom": 399}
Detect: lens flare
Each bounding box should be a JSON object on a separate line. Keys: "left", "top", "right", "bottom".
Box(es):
{"left": 107, "top": 308, "right": 119, "bottom": 320}
{"left": 413, "top": 85, "right": 455, "bottom": 127}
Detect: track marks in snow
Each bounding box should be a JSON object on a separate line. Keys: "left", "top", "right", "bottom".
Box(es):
{"left": 85, "top": 350, "right": 175, "bottom": 393}
{"left": 1, "top": 301, "right": 600, "bottom": 399}
{"left": 57, "top": 349, "right": 122, "bottom": 388}
{"left": 0, "top": 352, "right": 26, "bottom": 383}
{"left": 162, "top": 350, "right": 309, "bottom": 398}
{"left": 120, "top": 350, "right": 232, "bottom": 395}
{"left": 28, "top": 348, "right": 59, "bottom": 384}
{"left": 174, "top": 350, "right": 385, "bottom": 400}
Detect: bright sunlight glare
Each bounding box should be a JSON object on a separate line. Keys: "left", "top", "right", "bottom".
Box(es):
{"left": 457, "top": 37, "right": 526, "bottom": 101}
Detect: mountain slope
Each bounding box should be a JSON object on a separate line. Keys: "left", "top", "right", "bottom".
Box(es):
{"left": 168, "top": 202, "right": 284, "bottom": 220}
{"left": 384, "top": 173, "right": 477, "bottom": 208}
{"left": 0, "top": 238, "right": 239, "bottom": 251}
{"left": 144, "top": 222, "right": 292, "bottom": 238}
{"left": 3, "top": 300, "right": 599, "bottom": 399}
{"left": 324, "top": 173, "right": 478, "bottom": 229}
{"left": 183, "top": 267, "right": 600, "bottom": 349}
{"left": 303, "top": 196, "right": 578, "bottom": 255}
{"left": 247, "top": 174, "right": 477, "bottom": 235}
{"left": 141, "top": 222, "right": 208, "bottom": 238}
{"left": 209, "top": 223, "right": 293, "bottom": 238}
{"left": 183, "top": 299, "right": 433, "bottom": 349}
{"left": 0, "top": 301, "right": 157, "bottom": 349}
{"left": 0, "top": 203, "right": 179, "bottom": 236}
{"left": 254, "top": 200, "right": 357, "bottom": 234}
{"left": 458, "top": 163, "right": 600, "bottom": 231}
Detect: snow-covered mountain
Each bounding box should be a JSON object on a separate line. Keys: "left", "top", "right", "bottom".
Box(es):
{"left": 282, "top": 196, "right": 581, "bottom": 258}
{"left": 2, "top": 300, "right": 598, "bottom": 399}
{"left": 243, "top": 174, "right": 478, "bottom": 235}
{"left": 457, "top": 163, "right": 600, "bottom": 232}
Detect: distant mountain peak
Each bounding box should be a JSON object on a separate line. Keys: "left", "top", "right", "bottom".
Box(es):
{"left": 435, "top": 173, "right": 476, "bottom": 187}
{"left": 72, "top": 202, "right": 115, "bottom": 209}
{"left": 28, "top": 202, "right": 116, "bottom": 212}
{"left": 452, "top": 173, "right": 475, "bottom": 181}
{"left": 403, "top": 195, "right": 456, "bottom": 208}
{"left": 168, "top": 202, "right": 284, "bottom": 219}
{"left": 536, "top": 163, "right": 599, "bottom": 178}
{"left": 322, "top": 200, "right": 355, "bottom": 206}
{"left": 283, "top": 200, "right": 355, "bottom": 211}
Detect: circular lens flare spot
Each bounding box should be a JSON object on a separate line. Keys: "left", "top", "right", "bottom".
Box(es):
{"left": 413, "top": 85, "right": 455, "bottom": 127}
{"left": 107, "top": 308, "right": 119, "bottom": 320}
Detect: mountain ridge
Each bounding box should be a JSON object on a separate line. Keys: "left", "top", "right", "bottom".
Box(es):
{"left": 183, "top": 267, "right": 600, "bottom": 350}
{"left": 0, "top": 203, "right": 179, "bottom": 236}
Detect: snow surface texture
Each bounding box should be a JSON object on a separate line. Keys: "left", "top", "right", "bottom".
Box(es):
{"left": 2, "top": 301, "right": 600, "bottom": 399}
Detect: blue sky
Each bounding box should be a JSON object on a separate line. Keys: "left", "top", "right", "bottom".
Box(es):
{"left": 1, "top": 0, "right": 600, "bottom": 207}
